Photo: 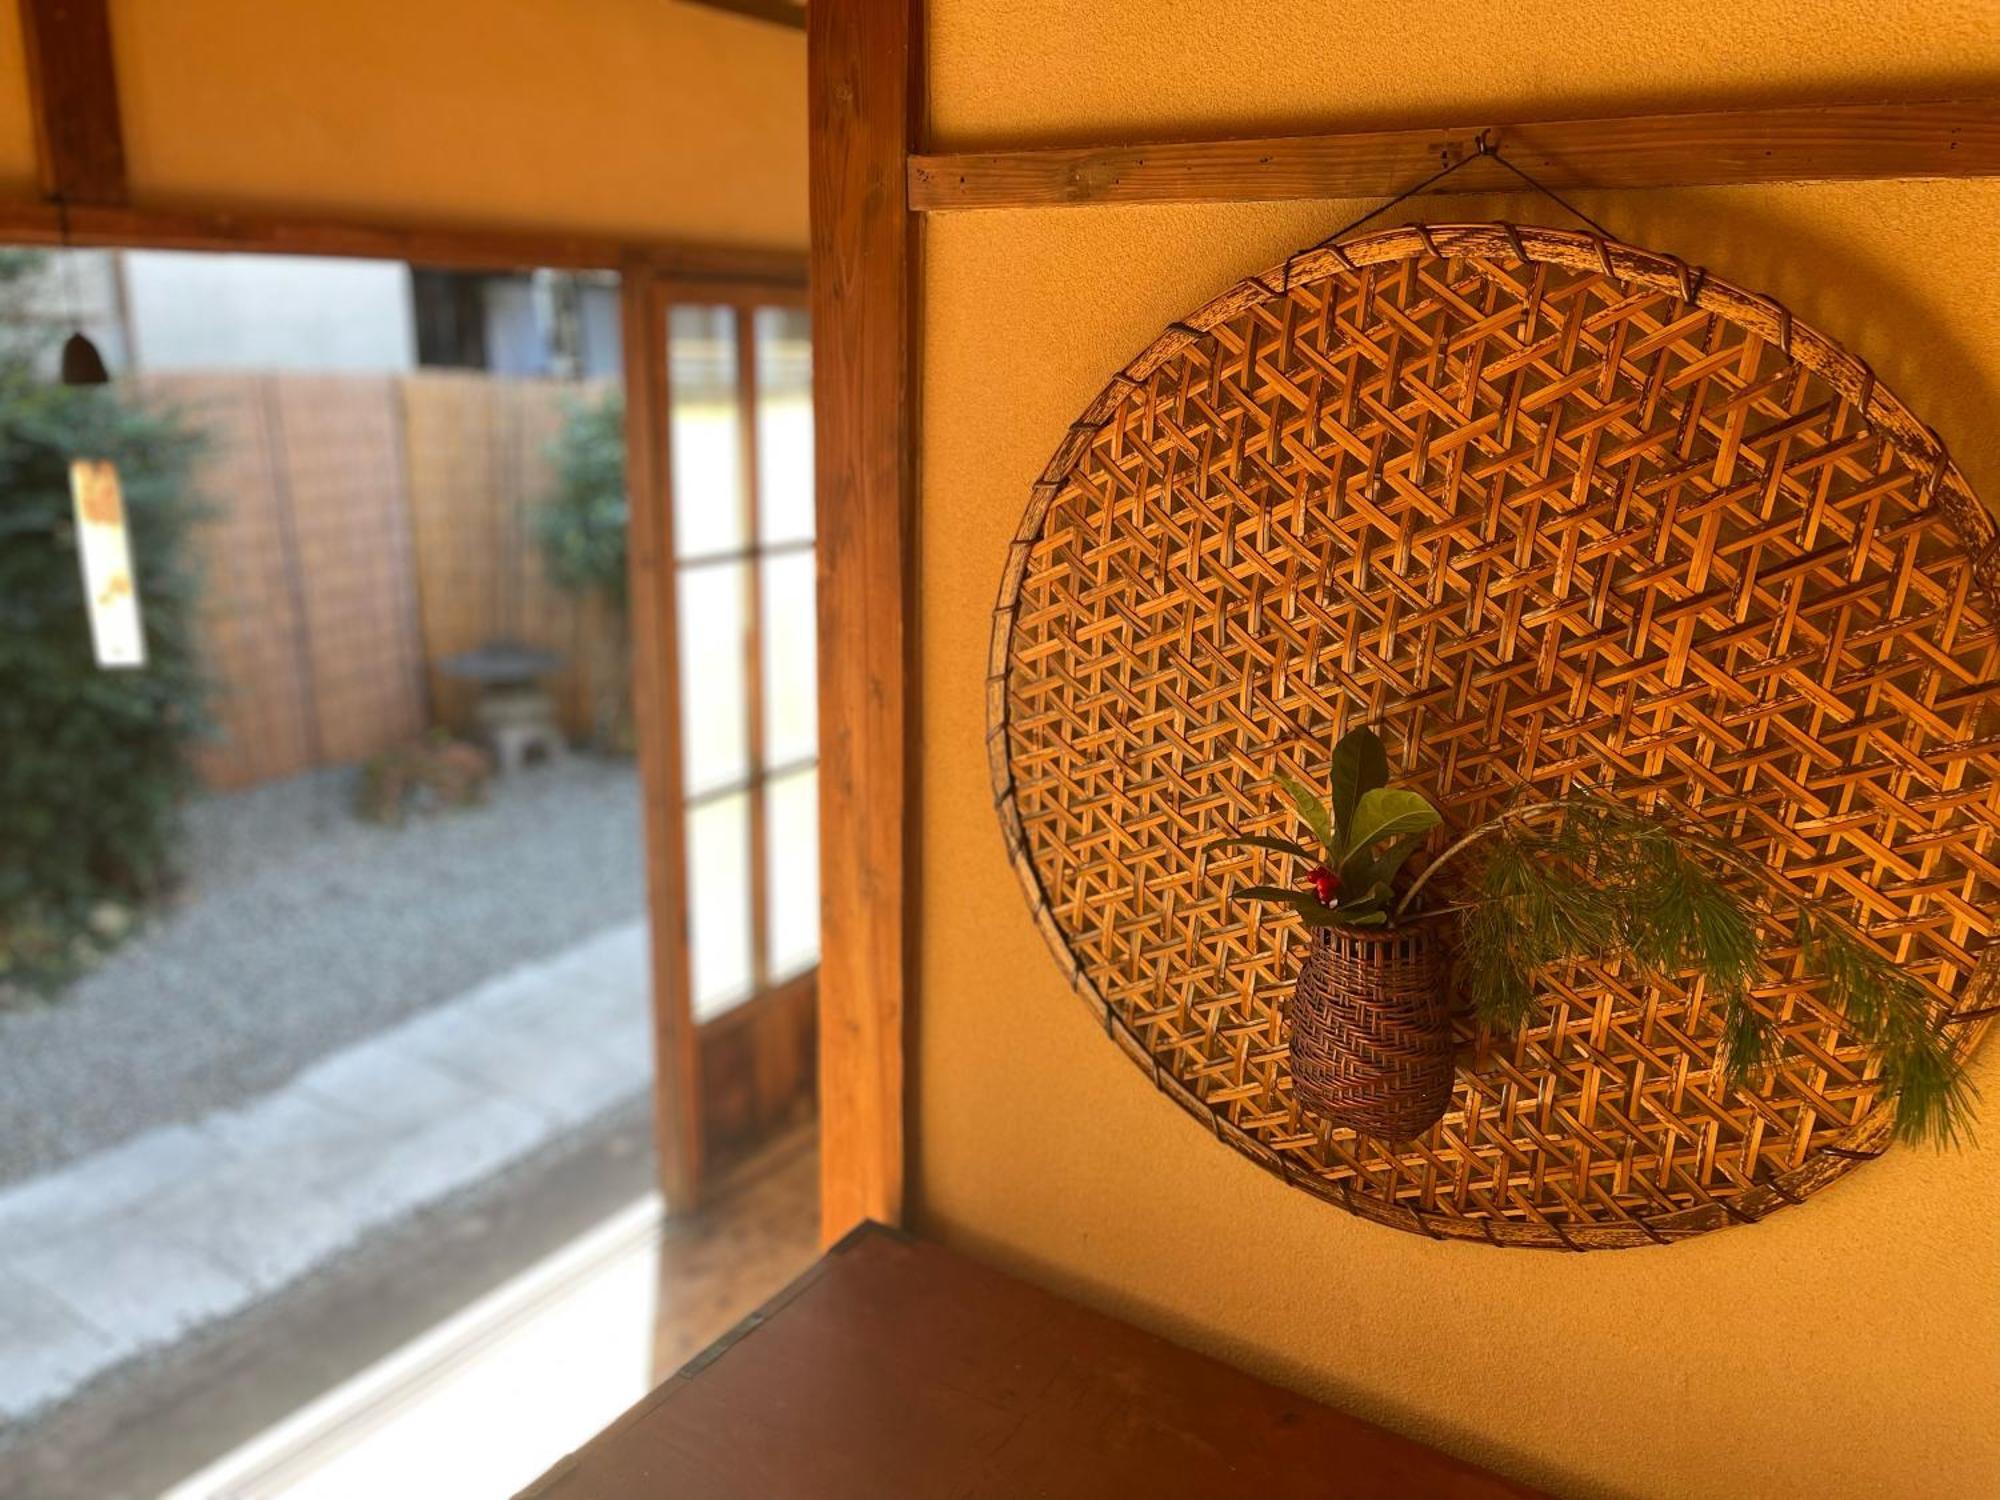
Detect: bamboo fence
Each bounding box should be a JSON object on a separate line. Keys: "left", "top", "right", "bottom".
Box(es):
{"left": 137, "top": 370, "right": 620, "bottom": 790}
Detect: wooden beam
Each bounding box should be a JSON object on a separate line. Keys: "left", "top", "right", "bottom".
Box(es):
{"left": 908, "top": 96, "right": 2000, "bottom": 211}
{"left": 809, "top": 0, "right": 919, "bottom": 1243}
{"left": 0, "top": 198, "right": 806, "bottom": 283}
{"left": 17, "top": 0, "right": 127, "bottom": 204}
{"left": 623, "top": 266, "right": 706, "bottom": 1212}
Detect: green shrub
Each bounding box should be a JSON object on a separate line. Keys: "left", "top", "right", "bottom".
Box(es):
{"left": 535, "top": 390, "right": 627, "bottom": 608}
{"left": 0, "top": 251, "right": 208, "bottom": 990}
{"left": 535, "top": 390, "right": 629, "bottom": 747}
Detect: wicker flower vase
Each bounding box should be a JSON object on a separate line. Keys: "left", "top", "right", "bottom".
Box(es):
{"left": 1286, "top": 922, "right": 1455, "bottom": 1140}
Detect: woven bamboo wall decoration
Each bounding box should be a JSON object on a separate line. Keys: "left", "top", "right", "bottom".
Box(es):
{"left": 990, "top": 222, "right": 2000, "bottom": 1249}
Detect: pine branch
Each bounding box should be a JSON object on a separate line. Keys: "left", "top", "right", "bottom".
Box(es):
{"left": 1453, "top": 799, "right": 1778, "bottom": 1086}
{"left": 1603, "top": 811, "right": 1761, "bottom": 1000}
{"left": 1720, "top": 999, "right": 1774, "bottom": 1080}
{"left": 1456, "top": 820, "right": 1619, "bottom": 1029}
{"left": 1796, "top": 911, "right": 1977, "bottom": 1148}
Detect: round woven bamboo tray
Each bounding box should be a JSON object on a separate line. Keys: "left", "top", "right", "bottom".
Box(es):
{"left": 990, "top": 222, "right": 2000, "bottom": 1249}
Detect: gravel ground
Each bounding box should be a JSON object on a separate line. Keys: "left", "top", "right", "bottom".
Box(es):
{"left": 0, "top": 757, "right": 645, "bottom": 1187}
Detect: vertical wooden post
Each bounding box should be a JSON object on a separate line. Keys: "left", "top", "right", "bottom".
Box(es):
{"left": 809, "top": 0, "right": 921, "bottom": 1241}
{"left": 623, "top": 265, "right": 705, "bottom": 1211}
{"left": 17, "top": 0, "right": 128, "bottom": 205}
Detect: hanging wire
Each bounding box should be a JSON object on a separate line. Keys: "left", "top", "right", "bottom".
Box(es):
{"left": 1319, "top": 142, "right": 1492, "bottom": 246}
{"left": 52, "top": 193, "right": 110, "bottom": 385}
{"left": 1286, "top": 132, "right": 1620, "bottom": 282}
{"left": 1479, "top": 144, "right": 1620, "bottom": 241}
{"left": 55, "top": 194, "right": 81, "bottom": 315}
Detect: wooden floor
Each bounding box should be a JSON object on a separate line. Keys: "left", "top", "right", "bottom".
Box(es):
{"left": 649, "top": 1126, "right": 821, "bottom": 1380}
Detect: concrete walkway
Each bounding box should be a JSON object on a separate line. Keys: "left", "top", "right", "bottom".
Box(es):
{"left": 0, "top": 759, "right": 646, "bottom": 1187}
{"left": 0, "top": 922, "right": 652, "bottom": 1425}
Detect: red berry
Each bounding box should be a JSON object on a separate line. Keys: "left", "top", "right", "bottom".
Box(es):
{"left": 1305, "top": 864, "right": 1340, "bottom": 903}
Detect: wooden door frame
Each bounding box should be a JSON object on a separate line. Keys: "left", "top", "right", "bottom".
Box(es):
{"left": 0, "top": 198, "right": 807, "bottom": 285}
{"left": 638, "top": 280, "right": 821, "bottom": 1202}
{"left": 620, "top": 265, "right": 703, "bottom": 1209}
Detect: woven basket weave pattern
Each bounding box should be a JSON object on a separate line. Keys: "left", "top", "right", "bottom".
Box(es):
{"left": 992, "top": 222, "right": 1998, "bottom": 1248}
{"left": 1288, "top": 925, "right": 1454, "bottom": 1139}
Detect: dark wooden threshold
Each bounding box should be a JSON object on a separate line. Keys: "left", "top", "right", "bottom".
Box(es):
{"left": 522, "top": 1222, "right": 1549, "bottom": 1499}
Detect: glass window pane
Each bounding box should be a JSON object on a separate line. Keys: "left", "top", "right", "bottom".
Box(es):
{"left": 688, "top": 792, "right": 753, "bottom": 1019}
{"left": 754, "top": 306, "right": 813, "bottom": 546}
{"left": 766, "top": 768, "right": 819, "bottom": 981}
{"left": 676, "top": 562, "right": 748, "bottom": 797}
{"left": 668, "top": 304, "right": 743, "bottom": 558}
{"left": 760, "top": 550, "right": 817, "bottom": 766}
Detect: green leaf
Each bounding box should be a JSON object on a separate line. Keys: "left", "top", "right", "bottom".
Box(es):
{"left": 1337, "top": 826, "right": 1434, "bottom": 893}
{"left": 1796, "top": 908, "right": 1975, "bottom": 1148}
{"left": 1344, "top": 787, "right": 1441, "bottom": 860}
{"left": 1234, "top": 884, "right": 1314, "bottom": 903}
{"left": 1334, "top": 889, "right": 1387, "bottom": 919}
{"left": 1327, "top": 727, "right": 1388, "bottom": 853}
{"left": 1370, "top": 829, "right": 1432, "bottom": 888}
{"left": 1204, "top": 834, "right": 1317, "bottom": 862}
{"left": 1273, "top": 773, "right": 1335, "bottom": 857}
{"left": 1232, "top": 885, "right": 1343, "bottom": 926}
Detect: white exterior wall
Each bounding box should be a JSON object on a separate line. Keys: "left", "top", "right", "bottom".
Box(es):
{"left": 123, "top": 252, "right": 415, "bottom": 372}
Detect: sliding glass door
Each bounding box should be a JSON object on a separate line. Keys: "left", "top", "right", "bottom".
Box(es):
{"left": 627, "top": 280, "right": 817, "bottom": 1204}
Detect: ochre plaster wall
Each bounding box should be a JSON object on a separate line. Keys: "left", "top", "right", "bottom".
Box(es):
{"left": 0, "top": 0, "right": 804, "bottom": 247}
{"left": 928, "top": 0, "right": 2000, "bottom": 146}
{"left": 0, "top": 3, "right": 37, "bottom": 193}
{"left": 917, "top": 7, "right": 2000, "bottom": 1498}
